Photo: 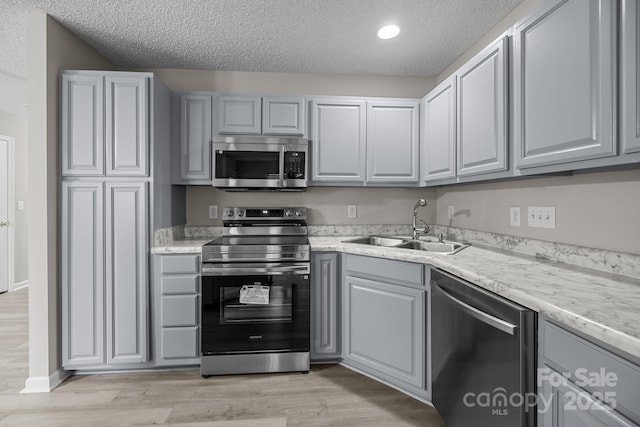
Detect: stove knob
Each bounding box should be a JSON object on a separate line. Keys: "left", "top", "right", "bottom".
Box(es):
{"left": 285, "top": 210, "right": 292, "bottom": 217}
{"left": 225, "top": 209, "right": 234, "bottom": 218}
{"left": 237, "top": 210, "right": 245, "bottom": 217}
{"left": 295, "top": 209, "right": 302, "bottom": 217}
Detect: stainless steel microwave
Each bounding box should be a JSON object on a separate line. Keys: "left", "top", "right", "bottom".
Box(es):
{"left": 212, "top": 136, "right": 308, "bottom": 191}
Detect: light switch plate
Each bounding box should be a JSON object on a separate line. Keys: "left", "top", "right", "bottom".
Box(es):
{"left": 17, "top": 200, "right": 25, "bottom": 211}
{"left": 527, "top": 206, "right": 555, "bottom": 229}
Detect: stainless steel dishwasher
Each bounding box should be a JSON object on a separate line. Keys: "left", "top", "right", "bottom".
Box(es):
{"left": 431, "top": 269, "right": 537, "bottom": 427}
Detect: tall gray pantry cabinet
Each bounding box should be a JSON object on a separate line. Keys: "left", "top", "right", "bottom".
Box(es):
{"left": 60, "top": 70, "right": 175, "bottom": 369}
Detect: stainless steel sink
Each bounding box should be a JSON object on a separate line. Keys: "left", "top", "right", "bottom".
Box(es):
{"left": 396, "top": 239, "right": 469, "bottom": 254}
{"left": 342, "top": 236, "right": 406, "bottom": 247}
{"left": 342, "top": 235, "right": 469, "bottom": 254}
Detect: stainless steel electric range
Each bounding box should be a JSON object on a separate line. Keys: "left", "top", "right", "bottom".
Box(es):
{"left": 200, "top": 207, "right": 310, "bottom": 377}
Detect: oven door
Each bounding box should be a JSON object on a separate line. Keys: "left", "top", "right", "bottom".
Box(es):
{"left": 201, "top": 264, "right": 310, "bottom": 355}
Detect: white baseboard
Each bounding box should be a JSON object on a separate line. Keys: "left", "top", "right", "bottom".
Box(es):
{"left": 11, "top": 280, "right": 28, "bottom": 291}
{"left": 21, "top": 368, "right": 70, "bottom": 393}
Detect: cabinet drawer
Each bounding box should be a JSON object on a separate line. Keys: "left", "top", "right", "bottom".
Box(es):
{"left": 161, "top": 295, "right": 198, "bottom": 327}
{"left": 543, "top": 321, "right": 640, "bottom": 424}
{"left": 161, "top": 275, "right": 199, "bottom": 294}
{"left": 161, "top": 327, "right": 199, "bottom": 359}
{"left": 344, "top": 254, "right": 424, "bottom": 287}
{"left": 160, "top": 255, "right": 199, "bottom": 274}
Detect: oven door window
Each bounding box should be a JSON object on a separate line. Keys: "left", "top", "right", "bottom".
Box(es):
{"left": 215, "top": 151, "right": 280, "bottom": 180}
{"left": 201, "top": 273, "right": 310, "bottom": 355}
{"left": 221, "top": 281, "right": 292, "bottom": 324}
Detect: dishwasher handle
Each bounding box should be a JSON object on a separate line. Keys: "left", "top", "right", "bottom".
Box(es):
{"left": 433, "top": 282, "right": 518, "bottom": 336}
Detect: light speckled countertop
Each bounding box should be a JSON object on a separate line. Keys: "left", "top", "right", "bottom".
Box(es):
{"left": 151, "top": 235, "right": 640, "bottom": 361}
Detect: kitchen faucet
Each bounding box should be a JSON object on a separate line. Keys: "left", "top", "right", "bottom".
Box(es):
{"left": 412, "top": 199, "right": 430, "bottom": 240}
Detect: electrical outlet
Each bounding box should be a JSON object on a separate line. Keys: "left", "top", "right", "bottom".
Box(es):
{"left": 510, "top": 207, "right": 521, "bottom": 227}
{"left": 527, "top": 206, "right": 555, "bottom": 229}
{"left": 347, "top": 205, "right": 357, "bottom": 218}
{"left": 208, "top": 205, "right": 218, "bottom": 219}
{"left": 448, "top": 205, "right": 455, "bottom": 220}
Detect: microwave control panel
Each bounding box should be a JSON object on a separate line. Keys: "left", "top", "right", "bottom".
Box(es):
{"left": 285, "top": 152, "right": 305, "bottom": 179}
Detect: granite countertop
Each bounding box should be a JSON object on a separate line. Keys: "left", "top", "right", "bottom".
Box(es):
{"left": 151, "top": 235, "right": 640, "bottom": 361}
{"left": 151, "top": 239, "right": 211, "bottom": 254}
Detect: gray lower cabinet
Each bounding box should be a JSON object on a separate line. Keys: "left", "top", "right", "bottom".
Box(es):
{"left": 514, "top": 0, "right": 617, "bottom": 170}
{"left": 539, "top": 319, "right": 640, "bottom": 426}
{"left": 622, "top": 0, "right": 640, "bottom": 154}
{"left": 152, "top": 254, "right": 201, "bottom": 366}
{"left": 341, "top": 254, "right": 428, "bottom": 400}
{"left": 310, "top": 252, "right": 340, "bottom": 361}
{"left": 62, "top": 181, "right": 149, "bottom": 369}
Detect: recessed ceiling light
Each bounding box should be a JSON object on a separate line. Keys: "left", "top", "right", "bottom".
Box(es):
{"left": 377, "top": 25, "right": 400, "bottom": 40}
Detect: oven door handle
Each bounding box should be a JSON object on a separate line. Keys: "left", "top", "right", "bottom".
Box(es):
{"left": 202, "top": 263, "right": 310, "bottom": 276}
{"left": 433, "top": 282, "right": 517, "bottom": 336}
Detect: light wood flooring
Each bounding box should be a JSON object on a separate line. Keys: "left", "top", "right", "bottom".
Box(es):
{"left": 0, "top": 288, "right": 444, "bottom": 426}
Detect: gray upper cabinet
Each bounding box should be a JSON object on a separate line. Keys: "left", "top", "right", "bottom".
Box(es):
{"left": 105, "top": 75, "right": 148, "bottom": 176}
{"left": 457, "top": 35, "right": 509, "bottom": 177}
{"left": 422, "top": 78, "right": 457, "bottom": 183}
{"left": 61, "top": 73, "right": 105, "bottom": 176}
{"left": 311, "top": 253, "right": 340, "bottom": 361}
{"left": 366, "top": 100, "right": 419, "bottom": 185}
{"left": 61, "top": 181, "right": 105, "bottom": 367}
{"left": 217, "top": 95, "right": 262, "bottom": 135}
{"left": 217, "top": 94, "right": 306, "bottom": 136}
{"left": 622, "top": 0, "right": 640, "bottom": 154}
{"left": 105, "top": 182, "right": 148, "bottom": 365}
{"left": 262, "top": 97, "right": 306, "bottom": 136}
{"left": 311, "top": 98, "right": 366, "bottom": 183}
{"left": 514, "top": 0, "right": 617, "bottom": 169}
{"left": 176, "top": 93, "right": 212, "bottom": 184}
{"left": 61, "top": 71, "right": 150, "bottom": 177}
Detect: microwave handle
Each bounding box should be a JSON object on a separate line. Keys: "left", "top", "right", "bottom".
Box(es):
{"left": 279, "top": 146, "right": 285, "bottom": 188}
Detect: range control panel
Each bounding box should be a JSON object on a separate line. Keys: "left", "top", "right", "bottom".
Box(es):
{"left": 223, "top": 207, "right": 307, "bottom": 221}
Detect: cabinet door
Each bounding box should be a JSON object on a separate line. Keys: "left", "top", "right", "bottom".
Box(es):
{"left": 311, "top": 253, "right": 340, "bottom": 361}
{"left": 105, "top": 75, "right": 148, "bottom": 176}
{"left": 422, "top": 78, "right": 457, "bottom": 182}
{"left": 61, "top": 182, "right": 105, "bottom": 367}
{"left": 366, "top": 101, "right": 419, "bottom": 184}
{"left": 178, "top": 94, "right": 212, "bottom": 183}
{"left": 262, "top": 97, "right": 306, "bottom": 136}
{"left": 514, "top": 0, "right": 616, "bottom": 169}
{"left": 342, "top": 275, "right": 425, "bottom": 389}
{"left": 105, "top": 182, "right": 148, "bottom": 365}
{"left": 61, "top": 73, "right": 104, "bottom": 176}
{"left": 217, "top": 95, "right": 261, "bottom": 134}
{"left": 457, "top": 36, "right": 508, "bottom": 177}
{"left": 541, "top": 368, "right": 637, "bottom": 427}
{"left": 622, "top": 0, "right": 640, "bottom": 154}
{"left": 311, "top": 99, "right": 366, "bottom": 183}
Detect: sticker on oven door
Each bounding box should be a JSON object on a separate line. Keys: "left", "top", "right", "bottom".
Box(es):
{"left": 239, "top": 285, "right": 270, "bottom": 305}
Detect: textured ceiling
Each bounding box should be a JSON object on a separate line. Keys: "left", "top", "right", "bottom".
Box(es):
{"left": 1, "top": 0, "right": 524, "bottom": 116}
